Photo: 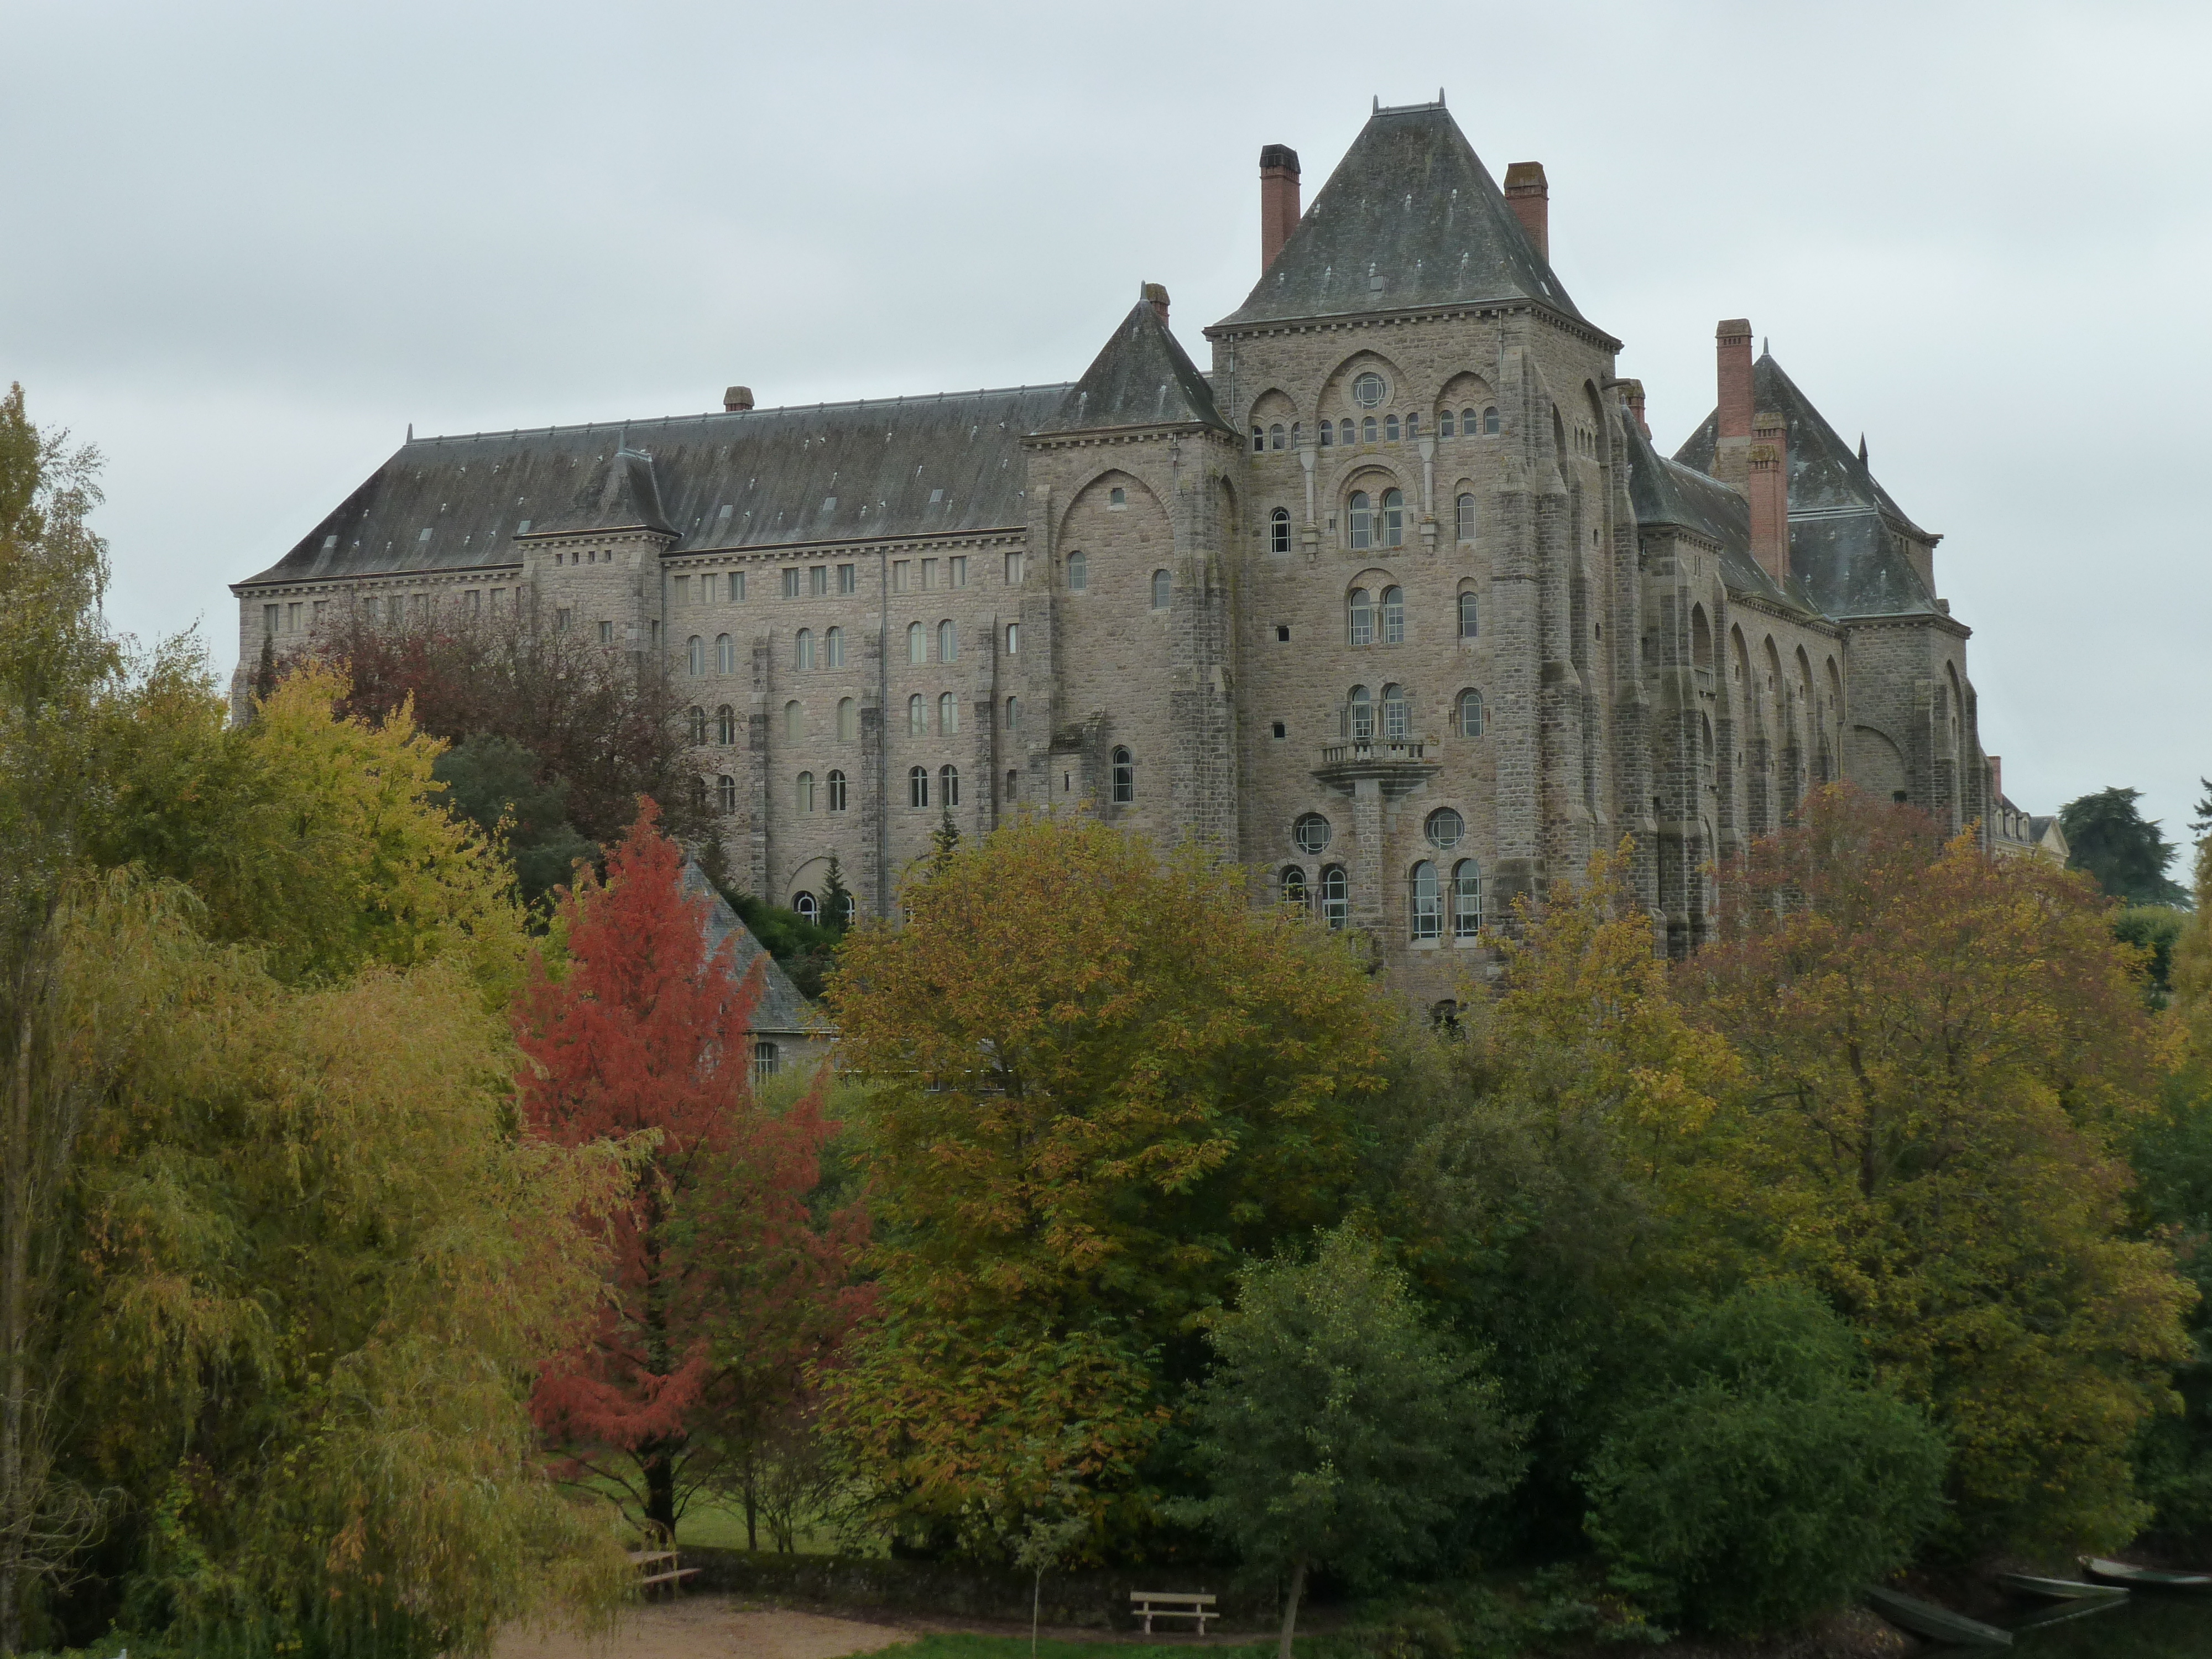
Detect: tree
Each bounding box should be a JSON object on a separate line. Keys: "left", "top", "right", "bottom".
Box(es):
{"left": 820, "top": 854, "right": 853, "bottom": 936}
{"left": 2062, "top": 785, "right": 2189, "bottom": 906}
{"left": 1684, "top": 785, "right": 2195, "bottom": 1553}
{"left": 2190, "top": 779, "right": 2211, "bottom": 842}
{"left": 432, "top": 732, "right": 596, "bottom": 909}
{"left": 1177, "top": 1227, "right": 1525, "bottom": 1659}
{"left": 513, "top": 805, "right": 867, "bottom": 1539}
{"left": 825, "top": 813, "right": 1393, "bottom": 1557}
{"left": 1582, "top": 1283, "right": 1947, "bottom": 1637}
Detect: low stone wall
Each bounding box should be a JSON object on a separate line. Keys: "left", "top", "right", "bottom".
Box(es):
{"left": 681, "top": 1547, "right": 1272, "bottom": 1632}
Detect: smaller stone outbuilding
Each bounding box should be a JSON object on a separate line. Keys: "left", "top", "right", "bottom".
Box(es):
{"left": 682, "top": 858, "right": 833, "bottom": 1079}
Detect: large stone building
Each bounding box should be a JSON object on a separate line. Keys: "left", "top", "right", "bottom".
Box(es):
{"left": 234, "top": 97, "right": 2028, "bottom": 1001}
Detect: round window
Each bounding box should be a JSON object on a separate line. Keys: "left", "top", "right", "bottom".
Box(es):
{"left": 1292, "top": 812, "right": 1333, "bottom": 855}
{"left": 1352, "top": 372, "right": 1386, "bottom": 408}
{"left": 1425, "top": 807, "right": 1465, "bottom": 851}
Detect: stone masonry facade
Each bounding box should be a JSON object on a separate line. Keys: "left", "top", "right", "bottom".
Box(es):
{"left": 233, "top": 98, "right": 2031, "bottom": 1006}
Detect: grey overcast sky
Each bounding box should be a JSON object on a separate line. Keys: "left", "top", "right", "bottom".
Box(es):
{"left": 6, "top": 0, "right": 2208, "bottom": 847}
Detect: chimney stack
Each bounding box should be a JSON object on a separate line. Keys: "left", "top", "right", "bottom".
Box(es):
{"left": 723, "top": 385, "right": 754, "bottom": 413}
{"left": 1748, "top": 409, "right": 1790, "bottom": 585}
{"left": 1259, "top": 145, "right": 1301, "bottom": 273}
{"left": 1142, "top": 281, "right": 1170, "bottom": 328}
{"left": 1503, "top": 163, "right": 1549, "bottom": 260}
{"left": 1988, "top": 754, "right": 2004, "bottom": 805}
{"left": 1619, "top": 378, "right": 1649, "bottom": 439}
{"left": 1713, "top": 319, "right": 1754, "bottom": 486}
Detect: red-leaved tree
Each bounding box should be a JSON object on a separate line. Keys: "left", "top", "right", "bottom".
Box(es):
{"left": 513, "top": 802, "right": 868, "bottom": 1539}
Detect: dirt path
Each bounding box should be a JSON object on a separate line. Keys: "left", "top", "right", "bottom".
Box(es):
{"left": 495, "top": 1595, "right": 915, "bottom": 1659}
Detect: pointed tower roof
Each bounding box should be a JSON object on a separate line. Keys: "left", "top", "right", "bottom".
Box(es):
{"left": 1035, "top": 295, "right": 1233, "bottom": 436}
{"left": 1674, "top": 353, "right": 1940, "bottom": 620}
{"left": 1213, "top": 101, "right": 1587, "bottom": 331}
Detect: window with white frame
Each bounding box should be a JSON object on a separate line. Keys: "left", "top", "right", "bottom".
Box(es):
{"left": 1151, "top": 570, "right": 1170, "bottom": 609}
{"left": 796, "top": 771, "right": 815, "bottom": 813}
{"left": 1348, "top": 588, "right": 1374, "bottom": 646}
{"left": 1111, "top": 747, "right": 1133, "bottom": 804}
{"left": 1409, "top": 860, "right": 1442, "bottom": 940}
{"left": 1452, "top": 860, "right": 1482, "bottom": 938}
{"left": 938, "top": 692, "right": 958, "bottom": 735}
{"left": 1321, "top": 864, "right": 1348, "bottom": 929}
{"left": 795, "top": 628, "right": 815, "bottom": 670}
{"left": 938, "top": 764, "right": 959, "bottom": 806}
{"left": 827, "top": 769, "right": 847, "bottom": 810}
{"left": 1067, "top": 550, "right": 1088, "bottom": 591}
{"left": 716, "top": 634, "right": 735, "bottom": 672}
{"left": 825, "top": 625, "right": 843, "bottom": 667}
{"left": 1458, "top": 591, "right": 1479, "bottom": 641}
{"left": 1456, "top": 493, "right": 1477, "bottom": 541}
{"left": 907, "top": 622, "right": 925, "bottom": 664}
{"left": 1381, "top": 683, "right": 1408, "bottom": 740}
{"left": 717, "top": 703, "right": 737, "bottom": 744}
{"left": 1347, "top": 686, "right": 1374, "bottom": 741}
{"left": 938, "top": 619, "right": 957, "bottom": 661}
{"left": 716, "top": 774, "right": 737, "bottom": 813}
{"left": 687, "top": 635, "right": 705, "bottom": 675}
{"left": 1270, "top": 507, "right": 1291, "bottom": 554}
{"left": 1381, "top": 586, "right": 1404, "bottom": 644}
{"left": 1457, "top": 688, "right": 1484, "bottom": 737}
{"left": 1349, "top": 491, "right": 1372, "bottom": 550}
{"left": 908, "top": 694, "right": 925, "bottom": 736}
{"left": 909, "top": 765, "right": 930, "bottom": 807}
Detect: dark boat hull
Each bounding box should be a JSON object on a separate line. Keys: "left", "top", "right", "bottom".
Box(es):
{"left": 1996, "top": 1572, "right": 2127, "bottom": 1602}
{"left": 1864, "top": 1586, "right": 2013, "bottom": 1647}
{"left": 2081, "top": 1556, "right": 2212, "bottom": 1595}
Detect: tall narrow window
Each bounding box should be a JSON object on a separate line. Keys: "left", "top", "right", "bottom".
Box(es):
{"left": 752, "top": 1040, "right": 780, "bottom": 1082}
{"left": 1269, "top": 423, "right": 1285, "bottom": 450}
{"left": 1005, "top": 622, "right": 1019, "bottom": 655}
{"left": 1348, "top": 686, "right": 1374, "bottom": 741}
{"left": 1151, "top": 570, "right": 1171, "bottom": 609}
{"left": 716, "top": 634, "right": 735, "bottom": 672}
{"left": 601, "top": 619, "right": 615, "bottom": 646}
{"left": 784, "top": 701, "right": 801, "bottom": 740}
{"left": 1460, "top": 408, "right": 1478, "bottom": 434}
{"left": 1381, "top": 586, "right": 1404, "bottom": 644}
{"left": 939, "top": 764, "right": 960, "bottom": 806}
{"left": 1270, "top": 507, "right": 1291, "bottom": 554}
{"left": 1439, "top": 410, "right": 1455, "bottom": 437}
{"left": 908, "top": 693, "right": 926, "bottom": 736}
{"left": 716, "top": 774, "right": 737, "bottom": 813}
{"left": 1381, "top": 488, "right": 1405, "bottom": 548}
{"left": 1483, "top": 406, "right": 1500, "bottom": 435}
{"left": 1455, "top": 493, "right": 1477, "bottom": 541}
{"left": 1291, "top": 421, "right": 1303, "bottom": 448}
{"left": 907, "top": 622, "right": 925, "bottom": 664}
{"left": 1280, "top": 865, "right": 1310, "bottom": 912}
{"left": 1348, "top": 588, "right": 1374, "bottom": 646}
{"left": 687, "top": 706, "right": 707, "bottom": 744}
{"left": 1004, "top": 551, "right": 1024, "bottom": 586}
{"left": 1005, "top": 769, "right": 1019, "bottom": 802}
{"left": 827, "top": 769, "right": 847, "bottom": 810}
{"left": 687, "top": 635, "right": 705, "bottom": 675}
{"left": 1318, "top": 420, "right": 1333, "bottom": 448}
{"left": 795, "top": 628, "right": 815, "bottom": 670}
{"left": 1251, "top": 425, "right": 1264, "bottom": 453}
{"left": 1452, "top": 860, "right": 1482, "bottom": 938}
{"left": 909, "top": 765, "right": 930, "bottom": 807}
{"left": 796, "top": 771, "right": 815, "bottom": 813}
{"left": 837, "top": 697, "right": 857, "bottom": 741}
{"left": 1321, "top": 865, "right": 1348, "bottom": 930}
{"left": 1385, "top": 414, "right": 1400, "bottom": 442}
{"left": 1111, "top": 746, "right": 1134, "bottom": 803}
{"left": 1381, "top": 683, "right": 1408, "bottom": 740}
{"left": 1361, "top": 416, "right": 1378, "bottom": 444}
{"left": 717, "top": 703, "right": 737, "bottom": 744}
{"left": 1067, "top": 550, "right": 1088, "bottom": 592}
{"left": 938, "top": 620, "right": 957, "bottom": 661}
{"left": 1348, "top": 491, "right": 1372, "bottom": 550}
{"left": 1458, "top": 592, "right": 1479, "bottom": 641}
{"left": 1005, "top": 695, "right": 1020, "bottom": 731}
{"left": 938, "top": 691, "right": 959, "bottom": 734}
{"left": 825, "top": 626, "right": 844, "bottom": 667}
{"left": 1457, "top": 688, "right": 1484, "bottom": 737}
{"left": 1410, "top": 860, "right": 1441, "bottom": 940}
{"left": 838, "top": 563, "right": 856, "bottom": 593}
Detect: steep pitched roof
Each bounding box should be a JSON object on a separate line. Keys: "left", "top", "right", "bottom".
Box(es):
{"left": 236, "top": 385, "right": 1071, "bottom": 588}
{"left": 1673, "top": 353, "right": 1940, "bottom": 620}
{"left": 1622, "top": 410, "right": 1814, "bottom": 614}
{"left": 680, "top": 858, "right": 822, "bottom": 1040}
{"left": 1035, "top": 299, "right": 1234, "bottom": 436}
{"left": 1214, "top": 101, "right": 1586, "bottom": 330}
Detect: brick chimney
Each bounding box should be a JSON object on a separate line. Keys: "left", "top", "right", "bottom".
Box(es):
{"left": 1260, "top": 145, "right": 1301, "bottom": 272}
{"left": 1748, "top": 409, "right": 1790, "bottom": 585}
{"left": 1619, "top": 378, "right": 1649, "bottom": 439}
{"left": 1504, "top": 163, "right": 1549, "bottom": 260}
{"left": 1713, "top": 319, "right": 1753, "bottom": 486}
{"left": 723, "top": 385, "right": 754, "bottom": 412}
{"left": 1142, "top": 281, "right": 1170, "bottom": 327}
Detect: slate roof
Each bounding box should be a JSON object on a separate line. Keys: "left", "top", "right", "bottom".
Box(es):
{"left": 681, "top": 857, "right": 822, "bottom": 1040}
{"left": 1621, "top": 409, "right": 1816, "bottom": 615}
{"left": 1215, "top": 101, "right": 1587, "bottom": 331}
{"left": 1036, "top": 298, "right": 1234, "bottom": 436}
{"left": 1673, "top": 353, "right": 1941, "bottom": 620}
{"left": 237, "top": 384, "right": 1072, "bottom": 587}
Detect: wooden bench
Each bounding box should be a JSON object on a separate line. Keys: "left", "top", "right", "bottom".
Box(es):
{"left": 628, "top": 1545, "right": 702, "bottom": 1597}
{"left": 1130, "top": 1590, "right": 1215, "bottom": 1635}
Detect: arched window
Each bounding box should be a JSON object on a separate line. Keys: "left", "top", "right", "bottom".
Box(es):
{"left": 1451, "top": 860, "right": 1481, "bottom": 938}
{"left": 909, "top": 765, "right": 930, "bottom": 807}
{"left": 796, "top": 771, "right": 815, "bottom": 813}
{"left": 939, "top": 764, "right": 960, "bottom": 806}
{"left": 1457, "top": 592, "right": 1479, "bottom": 641}
{"left": 825, "top": 626, "right": 844, "bottom": 668}
{"left": 794, "top": 891, "right": 818, "bottom": 924}
{"left": 1280, "top": 864, "right": 1310, "bottom": 912}
{"left": 939, "top": 691, "right": 959, "bottom": 734}
{"left": 716, "top": 774, "right": 737, "bottom": 813}
{"left": 716, "top": 634, "right": 735, "bottom": 672}
{"left": 907, "top": 622, "right": 925, "bottom": 665}
{"left": 1385, "top": 414, "right": 1400, "bottom": 442}
{"left": 795, "top": 628, "right": 815, "bottom": 670}
{"left": 1320, "top": 864, "right": 1348, "bottom": 930}
{"left": 837, "top": 697, "right": 857, "bottom": 741}
{"left": 1067, "top": 550, "right": 1088, "bottom": 592}
{"left": 1005, "top": 769, "right": 1019, "bottom": 802}
{"left": 839, "top": 890, "right": 857, "bottom": 926}
{"left": 1483, "top": 405, "right": 1500, "bottom": 435}
{"left": 1270, "top": 507, "right": 1291, "bottom": 554}
{"left": 1348, "top": 491, "right": 1372, "bottom": 550}
{"left": 753, "top": 1040, "right": 780, "bottom": 1081}
{"left": 827, "top": 769, "right": 847, "bottom": 811}
{"left": 1460, "top": 407, "right": 1478, "bottom": 434}
{"left": 1269, "top": 423, "right": 1286, "bottom": 450}
{"left": 1109, "top": 486, "right": 1125, "bottom": 510}
{"left": 1361, "top": 416, "right": 1378, "bottom": 444}
{"left": 907, "top": 693, "right": 926, "bottom": 736}
{"left": 1455, "top": 493, "right": 1477, "bottom": 541}
{"left": 1457, "top": 689, "right": 1484, "bottom": 737}
{"left": 687, "top": 705, "right": 707, "bottom": 744}
{"left": 1409, "top": 860, "right": 1441, "bottom": 940}
{"left": 1111, "top": 746, "right": 1134, "bottom": 803}
{"left": 1381, "top": 488, "right": 1405, "bottom": 548}
{"left": 1348, "top": 588, "right": 1374, "bottom": 645}
{"left": 1251, "top": 424, "right": 1264, "bottom": 453}
{"left": 1317, "top": 420, "right": 1333, "bottom": 448}
{"left": 1381, "top": 683, "right": 1408, "bottom": 740}
{"left": 1439, "top": 409, "right": 1455, "bottom": 437}
{"left": 716, "top": 703, "right": 737, "bottom": 744}
{"left": 1381, "top": 586, "right": 1404, "bottom": 644}
{"left": 1151, "top": 569, "right": 1171, "bottom": 609}
{"left": 687, "top": 635, "right": 705, "bottom": 675}
{"left": 938, "top": 620, "right": 957, "bottom": 661}
{"left": 1347, "top": 685, "right": 1374, "bottom": 741}
{"left": 1005, "top": 622, "right": 1019, "bottom": 655}
{"left": 784, "top": 701, "right": 802, "bottom": 740}
{"left": 1005, "top": 694, "right": 1020, "bottom": 731}
{"left": 1291, "top": 421, "right": 1303, "bottom": 448}
{"left": 1405, "top": 413, "right": 1419, "bottom": 439}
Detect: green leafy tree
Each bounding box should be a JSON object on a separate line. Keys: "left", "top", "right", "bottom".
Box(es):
{"left": 1177, "top": 1227, "right": 1525, "bottom": 1659}
{"left": 2115, "top": 905, "right": 2188, "bottom": 1009}
{"left": 2063, "top": 785, "right": 2189, "bottom": 906}
{"left": 1582, "top": 1283, "right": 1947, "bottom": 1637}
{"left": 820, "top": 853, "right": 853, "bottom": 936}
{"left": 432, "top": 732, "right": 596, "bottom": 909}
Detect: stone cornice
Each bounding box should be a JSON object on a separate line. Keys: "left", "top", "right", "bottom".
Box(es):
{"left": 1204, "top": 298, "right": 1623, "bottom": 355}
{"left": 230, "top": 562, "right": 521, "bottom": 596}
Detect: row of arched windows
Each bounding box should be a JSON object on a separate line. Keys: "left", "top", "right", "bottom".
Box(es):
{"left": 693, "top": 693, "right": 1026, "bottom": 746}
{"left": 792, "top": 627, "right": 845, "bottom": 670}
{"left": 1251, "top": 407, "right": 1501, "bottom": 452}
{"left": 907, "top": 765, "right": 961, "bottom": 807}
{"left": 1347, "top": 489, "right": 1403, "bottom": 550}
{"left": 686, "top": 634, "right": 737, "bottom": 675}
{"left": 793, "top": 770, "right": 849, "bottom": 812}
{"left": 1344, "top": 587, "right": 1480, "bottom": 645}
{"left": 1279, "top": 860, "right": 1482, "bottom": 939}
{"left": 791, "top": 890, "right": 857, "bottom": 927}
{"left": 1342, "top": 686, "right": 1486, "bottom": 740}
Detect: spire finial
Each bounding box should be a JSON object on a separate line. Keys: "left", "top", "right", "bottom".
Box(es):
{"left": 1762, "top": 336, "right": 1769, "bottom": 356}
{"left": 406, "top": 421, "right": 413, "bottom": 441}
{"left": 1858, "top": 434, "right": 1869, "bottom": 466}
{"left": 1373, "top": 95, "right": 1380, "bottom": 113}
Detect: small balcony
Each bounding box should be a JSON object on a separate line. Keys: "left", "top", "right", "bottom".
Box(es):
{"left": 1313, "top": 735, "right": 1440, "bottom": 797}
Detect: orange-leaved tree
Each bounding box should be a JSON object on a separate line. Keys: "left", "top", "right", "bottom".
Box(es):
{"left": 823, "top": 812, "right": 1394, "bottom": 1560}
{"left": 1682, "top": 784, "right": 2193, "bottom": 1553}
{"left": 513, "top": 803, "right": 868, "bottom": 1539}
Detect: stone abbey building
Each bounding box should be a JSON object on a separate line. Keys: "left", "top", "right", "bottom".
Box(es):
{"left": 235, "top": 98, "right": 2029, "bottom": 1000}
